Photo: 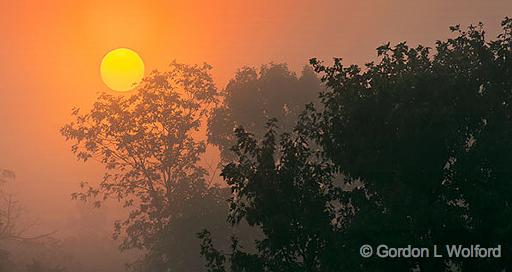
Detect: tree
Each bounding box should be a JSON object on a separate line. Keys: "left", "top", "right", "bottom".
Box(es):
{"left": 307, "top": 18, "right": 512, "bottom": 271}
{"left": 0, "top": 170, "right": 16, "bottom": 271}
{"left": 61, "top": 62, "right": 230, "bottom": 271}
{"left": 0, "top": 170, "right": 62, "bottom": 272}
{"left": 135, "top": 185, "right": 234, "bottom": 272}
{"left": 0, "top": 170, "right": 52, "bottom": 243}
{"left": 199, "top": 120, "right": 350, "bottom": 272}
{"left": 208, "top": 64, "right": 322, "bottom": 161}
{"left": 202, "top": 19, "right": 512, "bottom": 272}
{"left": 0, "top": 169, "right": 20, "bottom": 242}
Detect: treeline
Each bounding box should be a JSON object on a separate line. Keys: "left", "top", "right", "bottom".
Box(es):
{"left": 53, "top": 17, "right": 512, "bottom": 272}
{"left": 0, "top": 170, "right": 66, "bottom": 272}
{"left": 0, "top": 170, "right": 133, "bottom": 272}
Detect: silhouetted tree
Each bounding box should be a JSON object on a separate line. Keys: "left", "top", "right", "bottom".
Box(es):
{"left": 201, "top": 19, "right": 512, "bottom": 272}
{"left": 208, "top": 64, "right": 322, "bottom": 161}
{"left": 307, "top": 18, "right": 512, "bottom": 271}
{"left": 61, "top": 62, "right": 231, "bottom": 272}
{"left": 199, "top": 120, "right": 349, "bottom": 272}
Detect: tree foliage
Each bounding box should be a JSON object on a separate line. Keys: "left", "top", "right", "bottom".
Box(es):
{"left": 307, "top": 19, "right": 512, "bottom": 271}
{"left": 208, "top": 64, "right": 322, "bottom": 161}
{"left": 61, "top": 62, "right": 230, "bottom": 271}
{"left": 202, "top": 19, "right": 512, "bottom": 271}
{"left": 199, "top": 120, "right": 350, "bottom": 272}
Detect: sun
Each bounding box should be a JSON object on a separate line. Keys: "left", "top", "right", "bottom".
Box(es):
{"left": 100, "top": 48, "right": 145, "bottom": 92}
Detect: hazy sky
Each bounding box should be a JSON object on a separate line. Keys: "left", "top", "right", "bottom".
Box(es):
{"left": 0, "top": 0, "right": 511, "bottom": 232}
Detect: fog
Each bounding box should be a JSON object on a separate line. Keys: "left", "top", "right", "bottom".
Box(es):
{"left": 1, "top": 0, "right": 511, "bottom": 271}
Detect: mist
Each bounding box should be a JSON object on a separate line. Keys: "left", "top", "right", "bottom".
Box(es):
{"left": 1, "top": 1, "right": 512, "bottom": 271}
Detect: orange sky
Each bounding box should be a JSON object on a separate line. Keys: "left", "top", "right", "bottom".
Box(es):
{"left": 1, "top": 0, "right": 511, "bottom": 232}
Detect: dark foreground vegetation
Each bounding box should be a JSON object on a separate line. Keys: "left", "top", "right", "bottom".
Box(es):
{"left": 2, "top": 18, "right": 512, "bottom": 271}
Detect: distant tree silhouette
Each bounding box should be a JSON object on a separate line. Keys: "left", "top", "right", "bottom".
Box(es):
{"left": 26, "top": 260, "right": 66, "bottom": 272}
{"left": 60, "top": 203, "right": 133, "bottom": 272}
{"left": 0, "top": 169, "right": 15, "bottom": 184}
{"left": 61, "top": 62, "right": 232, "bottom": 272}
{"left": 0, "top": 169, "right": 19, "bottom": 242}
{"left": 201, "top": 19, "right": 512, "bottom": 271}
{"left": 208, "top": 64, "right": 322, "bottom": 161}
{"left": 0, "top": 170, "right": 63, "bottom": 272}
{"left": 0, "top": 170, "right": 52, "bottom": 242}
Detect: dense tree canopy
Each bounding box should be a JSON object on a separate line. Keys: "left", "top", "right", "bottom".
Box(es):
{"left": 201, "top": 19, "right": 512, "bottom": 271}
{"left": 308, "top": 18, "right": 512, "bottom": 271}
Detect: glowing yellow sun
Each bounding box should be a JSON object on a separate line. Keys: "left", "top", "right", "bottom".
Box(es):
{"left": 100, "top": 48, "right": 145, "bottom": 92}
